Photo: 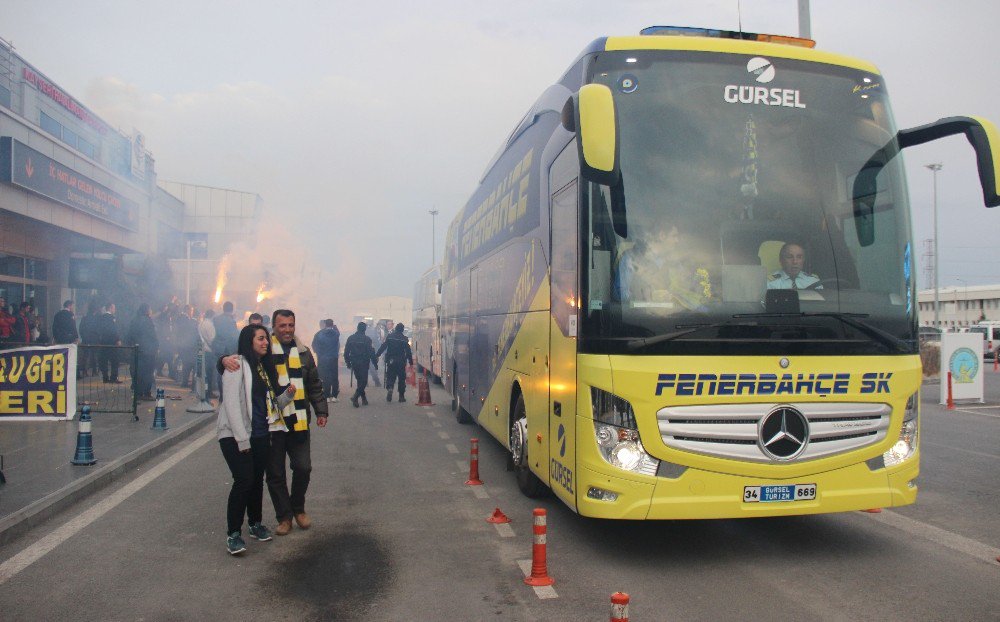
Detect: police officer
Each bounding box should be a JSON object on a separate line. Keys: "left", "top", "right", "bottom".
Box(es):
{"left": 766, "top": 242, "right": 822, "bottom": 290}
{"left": 343, "top": 321, "right": 375, "bottom": 408}
{"left": 375, "top": 323, "right": 413, "bottom": 402}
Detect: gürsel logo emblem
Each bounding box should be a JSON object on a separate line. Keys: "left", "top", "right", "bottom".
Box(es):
{"left": 759, "top": 406, "right": 808, "bottom": 460}
{"left": 747, "top": 57, "right": 775, "bottom": 83}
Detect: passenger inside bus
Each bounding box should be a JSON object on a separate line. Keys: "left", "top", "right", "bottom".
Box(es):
{"left": 611, "top": 220, "right": 713, "bottom": 311}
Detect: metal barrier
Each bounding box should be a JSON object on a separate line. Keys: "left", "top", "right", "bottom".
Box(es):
{"left": 0, "top": 342, "right": 138, "bottom": 416}
{"left": 76, "top": 345, "right": 139, "bottom": 416}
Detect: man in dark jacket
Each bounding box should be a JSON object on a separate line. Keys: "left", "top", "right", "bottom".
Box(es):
{"left": 52, "top": 300, "right": 79, "bottom": 345}
{"left": 96, "top": 303, "right": 122, "bottom": 383}
{"left": 343, "top": 321, "right": 375, "bottom": 408}
{"left": 220, "top": 308, "right": 328, "bottom": 535}
{"left": 311, "top": 319, "right": 340, "bottom": 402}
{"left": 11, "top": 302, "right": 34, "bottom": 345}
{"left": 375, "top": 322, "right": 413, "bottom": 403}
{"left": 126, "top": 303, "right": 158, "bottom": 400}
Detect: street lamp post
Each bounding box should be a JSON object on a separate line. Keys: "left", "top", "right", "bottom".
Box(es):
{"left": 926, "top": 163, "right": 943, "bottom": 329}
{"left": 185, "top": 240, "right": 207, "bottom": 305}
{"left": 957, "top": 278, "right": 968, "bottom": 326}
{"left": 429, "top": 209, "right": 439, "bottom": 265}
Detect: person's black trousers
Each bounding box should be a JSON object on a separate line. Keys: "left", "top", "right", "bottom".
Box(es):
{"left": 386, "top": 361, "right": 406, "bottom": 396}
{"left": 219, "top": 435, "right": 270, "bottom": 534}
{"left": 351, "top": 363, "right": 369, "bottom": 398}
{"left": 267, "top": 429, "right": 312, "bottom": 522}
{"left": 136, "top": 351, "right": 156, "bottom": 397}
{"left": 318, "top": 357, "right": 339, "bottom": 398}
{"left": 99, "top": 347, "right": 119, "bottom": 381}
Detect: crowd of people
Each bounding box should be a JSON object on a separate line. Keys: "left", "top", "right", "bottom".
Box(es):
{"left": 3, "top": 293, "right": 417, "bottom": 556}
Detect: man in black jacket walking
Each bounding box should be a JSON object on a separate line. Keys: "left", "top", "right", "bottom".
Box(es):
{"left": 375, "top": 323, "right": 413, "bottom": 402}
{"left": 311, "top": 319, "right": 340, "bottom": 402}
{"left": 343, "top": 321, "right": 375, "bottom": 408}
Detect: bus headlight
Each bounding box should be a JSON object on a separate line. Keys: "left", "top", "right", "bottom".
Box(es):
{"left": 883, "top": 392, "right": 918, "bottom": 467}
{"left": 591, "top": 388, "right": 659, "bottom": 476}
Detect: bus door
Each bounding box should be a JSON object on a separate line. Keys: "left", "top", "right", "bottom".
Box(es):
{"left": 548, "top": 143, "right": 581, "bottom": 507}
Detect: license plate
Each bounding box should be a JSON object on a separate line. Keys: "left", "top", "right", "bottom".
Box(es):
{"left": 743, "top": 484, "right": 817, "bottom": 503}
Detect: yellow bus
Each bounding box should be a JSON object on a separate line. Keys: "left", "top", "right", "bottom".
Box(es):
{"left": 441, "top": 26, "right": 1000, "bottom": 519}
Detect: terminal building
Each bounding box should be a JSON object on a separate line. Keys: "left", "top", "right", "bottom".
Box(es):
{"left": 0, "top": 36, "right": 261, "bottom": 336}
{"left": 917, "top": 284, "right": 1000, "bottom": 330}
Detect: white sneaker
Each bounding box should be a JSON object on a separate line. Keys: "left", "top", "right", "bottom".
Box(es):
{"left": 329, "top": 396, "right": 339, "bottom": 403}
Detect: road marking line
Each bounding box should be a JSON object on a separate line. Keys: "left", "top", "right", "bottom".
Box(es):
{"left": 517, "top": 559, "right": 558, "bottom": 599}
{"left": 494, "top": 523, "right": 515, "bottom": 538}
{"left": 865, "top": 509, "right": 1000, "bottom": 565}
{"left": 923, "top": 441, "right": 1000, "bottom": 461}
{"left": 432, "top": 421, "right": 442, "bottom": 428}
{"left": 0, "top": 429, "right": 215, "bottom": 586}
{"left": 445, "top": 443, "right": 458, "bottom": 454}
{"left": 438, "top": 431, "right": 450, "bottom": 440}
{"left": 948, "top": 405, "right": 1000, "bottom": 410}
{"left": 951, "top": 408, "right": 1000, "bottom": 419}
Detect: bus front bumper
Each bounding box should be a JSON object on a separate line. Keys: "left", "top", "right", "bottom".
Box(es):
{"left": 575, "top": 458, "right": 919, "bottom": 520}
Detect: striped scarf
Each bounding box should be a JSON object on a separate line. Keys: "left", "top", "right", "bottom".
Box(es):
{"left": 270, "top": 336, "right": 309, "bottom": 432}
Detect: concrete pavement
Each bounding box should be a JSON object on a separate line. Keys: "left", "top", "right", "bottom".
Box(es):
{"left": 0, "top": 378, "right": 216, "bottom": 545}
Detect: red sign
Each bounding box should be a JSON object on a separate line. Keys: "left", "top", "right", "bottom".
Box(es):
{"left": 22, "top": 68, "right": 108, "bottom": 135}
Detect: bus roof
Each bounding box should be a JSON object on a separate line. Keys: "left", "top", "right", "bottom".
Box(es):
{"left": 602, "top": 34, "right": 881, "bottom": 75}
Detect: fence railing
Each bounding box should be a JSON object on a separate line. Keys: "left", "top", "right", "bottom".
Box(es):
{"left": 0, "top": 342, "right": 138, "bottom": 416}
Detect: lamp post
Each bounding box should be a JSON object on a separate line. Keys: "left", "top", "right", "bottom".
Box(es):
{"left": 185, "top": 239, "right": 207, "bottom": 305}
{"left": 957, "top": 278, "right": 968, "bottom": 326}
{"left": 429, "top": 209, "right": 439, "bottom": 265}
{"left": 926, "top": 163, "right": 942, "bottom": 329}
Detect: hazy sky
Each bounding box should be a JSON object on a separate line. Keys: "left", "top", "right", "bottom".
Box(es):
{"left": 3, "top": 0, "right": 1000, "bottom": 303}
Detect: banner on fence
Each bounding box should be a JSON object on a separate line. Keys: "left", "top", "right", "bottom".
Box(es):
{"left": 0, "top": 344, "right": 77, "bottom": 420}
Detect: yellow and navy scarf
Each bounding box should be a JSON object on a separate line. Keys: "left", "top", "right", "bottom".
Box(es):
{"left": 270, "top": 336, "right": 309, "bottom": 432}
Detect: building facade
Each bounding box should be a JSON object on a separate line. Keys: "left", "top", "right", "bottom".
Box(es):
{"left": 917, "top": 284, "right": 1000, "bottom": 329}
{"left": 0, "top": 36, "right": 260, "bottom": 336}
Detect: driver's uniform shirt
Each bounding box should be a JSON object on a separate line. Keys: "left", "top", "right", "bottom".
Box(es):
{"left": 766, "top": 270, "right": 822, "bottom": 290}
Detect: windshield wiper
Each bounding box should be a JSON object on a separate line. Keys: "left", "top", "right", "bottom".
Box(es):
{"left": 625, "top": 322, "right": 766, "bottom": 351}
{"left": 733, "top": 312, "right": 911, "bottom": 353}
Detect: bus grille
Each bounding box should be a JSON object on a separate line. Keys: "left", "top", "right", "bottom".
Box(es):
{"left": 656, "top": 403, "right": 891, "bottom": 463}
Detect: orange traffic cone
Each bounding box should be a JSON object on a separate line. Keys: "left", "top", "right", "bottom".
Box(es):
{"left": 465, "top": 438, "right": 483, "bottom": 486}
{"left": 416, "top": 372, "right": 434, "bottom": 406}
{"left": 406, "top": 364, "right": 417, "bottom": 387}
{"left": 487, "top": 507, "right": 511, "bottom": 524}
{"left": 524, "top": 508, "right": 554, "bottom": 586}
{"left": 610, "top": 592, "right": 630, "bottom": 622}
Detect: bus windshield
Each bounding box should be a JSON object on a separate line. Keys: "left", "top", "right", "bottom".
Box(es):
{"left": 581, "top": 50, "right": 917, "bottom": 356}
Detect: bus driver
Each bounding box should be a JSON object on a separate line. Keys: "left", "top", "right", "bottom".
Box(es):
{"left": 766, "top": 242, "right": 822, "bottom": 290}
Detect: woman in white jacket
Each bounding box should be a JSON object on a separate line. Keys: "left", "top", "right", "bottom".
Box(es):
{"left": 217, "top": 324, "right": 294, "bottom": 555}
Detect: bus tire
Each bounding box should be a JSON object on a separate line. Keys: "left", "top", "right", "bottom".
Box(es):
{"left": 454, "top": 376, "right": 472, "bottom": 424}
{"left": 510, "top": 394, "right": 547, "bottom": 498}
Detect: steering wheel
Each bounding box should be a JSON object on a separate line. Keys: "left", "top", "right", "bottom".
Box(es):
{"left": 811, "top": 278, "right": 852, "bottom": 290}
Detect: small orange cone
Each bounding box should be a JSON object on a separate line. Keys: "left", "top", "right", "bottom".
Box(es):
{"left": 487, "top": 507, "right": 511, "bottom": 524}
{"left": 861, "top": 508, "right": 882, "bottom": 513}
{"left": 406, "top": 364, "right": 417, "bottom": 387}
{"left": 465, "top": 438, "right": 483, "bottom": 485}
{"left": 610, "top": 592, "right": 630, "bottom": 622}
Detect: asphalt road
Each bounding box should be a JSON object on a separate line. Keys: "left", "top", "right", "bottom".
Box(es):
{"left": 0, "top": 371, "right": 998, "bottom": 621}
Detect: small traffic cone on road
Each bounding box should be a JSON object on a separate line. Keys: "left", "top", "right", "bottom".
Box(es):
{"left": 487, "top": 507, "right": 511, "bottom": 524}
{"left": 610, "top": 592, "right": 631, "bottom": 622}
{"left": 151, "top": 388, "right": 169, "bottom": 430}
{"left": 416, "top": 372, "right": 434, "bottom": 406}
{"left": 406, "top": 364, "right": 417, "bottom": 387}
{"left": 71, "top": 406, "right": 98, "bottom": 466}
{"left": 993, "top": 355, "right": 998, "bottom": 373}
{"left": 524, "top": 508, "right": 554, "bottom": 586}
{"left": 465, "top": 438, "right": 483, "bottom": 485}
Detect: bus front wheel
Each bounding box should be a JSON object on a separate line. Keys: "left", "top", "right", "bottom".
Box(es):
{"left": 510, "top": 394, "right": 546, "bottom": 498}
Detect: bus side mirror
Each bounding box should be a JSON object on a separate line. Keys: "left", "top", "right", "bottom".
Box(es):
{"left": 852, "top": 116, "right": 1000, "bottom": 247}
{"left": 562, "top": 84, "right": 620, "bottom": 186}
{"left": 897, "top": 116, "right": 1000, "bottom": 208}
